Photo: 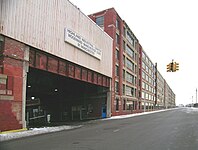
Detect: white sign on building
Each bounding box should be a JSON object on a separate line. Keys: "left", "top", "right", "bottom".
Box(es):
{"left": 64, "top": 28, "right": 102, "bottom": 60}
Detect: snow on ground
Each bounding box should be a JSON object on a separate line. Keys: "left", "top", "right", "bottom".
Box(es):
{"left": 183, "top": 107, "right": 198, "bottom": 113}
{"left": 0, "top": 108, "right": 178, "bottom": 142}
{"left": 0, "top": 125, "right": 82, "bottom": 142}
{"left": 103, "top": 109, "right": 173, "bottom": 120}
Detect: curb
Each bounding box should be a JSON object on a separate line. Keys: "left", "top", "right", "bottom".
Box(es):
{"left": 0, "top": 125, "right": 82, "bottom": 142}
{"left": 0, "top": 128, "right": 27, "bottom": 134}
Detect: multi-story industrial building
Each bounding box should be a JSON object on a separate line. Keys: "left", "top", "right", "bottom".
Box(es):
{"left": 155, "top": 66, "right": 165, "bottom": 109}
{"left": 164, "top": 81, "right": 176, "bottom": 108}
{"left": 140, "top": 48, "right": 156, "bottom": 111}
{"left": 89, "top": 8, "right": 141, "bottom": 116}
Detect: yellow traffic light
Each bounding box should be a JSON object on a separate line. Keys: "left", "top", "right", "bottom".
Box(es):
{"left": 167, "top": 63, "right": 173, "bottom": 72}
{"left": 172, "top": 62, "right": 179, "bottom": 72}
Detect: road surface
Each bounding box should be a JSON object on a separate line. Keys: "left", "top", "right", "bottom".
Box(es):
{"left": 1, "top": 107, "right": 198, "bottom": 150}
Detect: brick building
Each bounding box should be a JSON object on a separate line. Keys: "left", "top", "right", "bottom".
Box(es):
{"left": 89, "top": 8, "right": 141, "bottom": 116}
{"left": 140, "top": 48, "right": 156, "bottom": 111}
{"left": 89, "top": 8, "right": 176, "bottom": 115}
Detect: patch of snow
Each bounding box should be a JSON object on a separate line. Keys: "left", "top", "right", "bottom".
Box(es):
{"left": 184, "top": 107, "right": 198, "bottom": 113}
{"left": 103, "top": 109, "right": 174, "bottom": 120}
{"left": 0, "top": 125, "right": 82, "bottom": 142}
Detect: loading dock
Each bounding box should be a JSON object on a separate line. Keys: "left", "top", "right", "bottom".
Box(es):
{"left": 26, "top": 49, "right": 110, "bottom": 127}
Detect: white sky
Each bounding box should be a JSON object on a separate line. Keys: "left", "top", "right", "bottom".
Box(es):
{"left": 69, "top": 0, "right": 198, "bottom": 105}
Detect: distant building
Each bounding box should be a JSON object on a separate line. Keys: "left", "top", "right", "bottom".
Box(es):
{"left": 164, "top": 81, "right": 175, "bottom": 108}
{"left": 140, "top": 48, "right": 156, "bottom": 111}
{"left": 155, "top": 66, "right": 165, "bottom": 109}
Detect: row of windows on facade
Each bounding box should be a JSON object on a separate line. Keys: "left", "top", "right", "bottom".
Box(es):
{"left": 115, "top": 100, "right": 156, "bottom": 112}
{"left": 142, "top": 62, "right": 155, "bottom": 78}
{"left": 115, "top": 66, "right": 137, "bottom": 84}
{"left": 115, "top": 54, "right": 137, "bottom": 74}
{"left": 157, "top": 85, "right": 164, "bottom": 94}
{"left": 157, "top": 78, "right": 165, "bottom": 86}
{"left": 116, "top": 32, "right": 137, "bottom": 48}
{"left": 142, "top": 81, "right": 155, "bottom": 93}
{"left": 142, "top": 51, "right": 155, "bottom": 70}
{"left": 142, "top": 91, "right": 155, "bottom": 101}
{"left": 157, "top": 72, "right": 164, "bottom": 83}
{"left": 141, "top": 102, "right": 155, "bottom": 111}
{"left": 95, "top": 16, "right": 137, "bottom": 51}
{"left": 116, "top": 43, "right": 137, "bottom": 63}
{"left": 115, "top": 81, "right": 137, "bottom": 97}
{"left": 116, "top": 19, "right": 138, "bottom": 49}
{"left": 115, "top": 99, "right": 141, "bottom": 111}
{"left": 142, "top": 71, "right": 155, "bottom": 86}
{"left": 157, "top": 94, "right": 164, "bottom": 103}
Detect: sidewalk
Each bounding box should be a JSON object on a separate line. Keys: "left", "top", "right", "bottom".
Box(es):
{"left": 0, "top": 125, "right": 83, "bottom": 142}
{"left": 0, "top": 108, "right": 176, "bottom": 142}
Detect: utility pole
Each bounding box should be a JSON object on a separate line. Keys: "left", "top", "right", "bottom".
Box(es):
{"left": 196, "top": 88, "right": 197, "bottom": 104}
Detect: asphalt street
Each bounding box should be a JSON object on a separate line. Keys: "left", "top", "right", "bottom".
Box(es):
{"left": 1, "top": 107, "right": 198, "bottom": 150}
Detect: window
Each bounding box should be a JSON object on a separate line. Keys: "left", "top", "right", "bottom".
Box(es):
{"left": 126, "top": 45, "right": 134, "bottom": 59}
{"left": 116, "top": 49, "right": 119, "bottom": 60}
{"left": 123, "top": 27, "right": 126, "bottom": 37}
{"left": 0, "top": 35, "right": 4, "bottom": 53}
{"left": 123, "top": 55, "right": 125, "bottom": 66}
{"left": 142, "top": 71, "right": 145, "bottom": 79}
{"left": 123, "top": 99, "right": 126, "bottom": 110}
{"left": 116, "top": 19, "right": 119, "bottom": 28}
{"left": 96, "top": 16, "right": 104, "bottom": 27}
{"left": 146, "top": 93, "right": 149, "bottom": 99}
{"left": 123, "top": 41, "right": 126, "bottom": 51}
{"left": 123, "top": 84, "right": 125, "bottom": 95}
{"left": 115, "top": 65, "right": 119, "bottom": 76}
{"left": 142, "top": 52, "right": 146, "bottom": 60}
{"left": 123, "top": 70, "right": 125, "bottom": 80}
{"left": 115, "top": 81, "right": 119, "bottom": 93}
{"left": 126, "top": 72, "right": 133, "bottom": 84}
{"left": 126, "top": 31, "right": 134, "bottom": 46}
{"left": 146, "top": 66, "right": 149, "bottom": 72}
{"left": 131, "top": 87, "right": 135, "bottom": 97}
{"left": 142, "top": 92, "right": 145, "bottom": 99}
{"left": 126, "top": 86, "right": 132, "bottom": 96}
{"left": 126, "top": 58, "right": 132, "bottom": 70}
{"left": 142, "top": 82, "right": 145, "bottom": 89}
{"left": 116, "top": 34, "right": 119, "bottom": 44}
{"left": 116, "top": 98, "right": 119, "bottom": 111}
{"left": 142, "top": 62, "right": 146, "bottom": 69}
{"left": 127, "top": 103, "right": 132, "bottom": 110}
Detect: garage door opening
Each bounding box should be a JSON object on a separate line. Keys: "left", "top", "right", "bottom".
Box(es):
{"left": 26, "top": 68, "right": 109, "bottom": 127}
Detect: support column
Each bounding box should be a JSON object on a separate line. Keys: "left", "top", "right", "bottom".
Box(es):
{"left": 0, "top": 36, "right": 28, "bottom": 131}
{"left": 22, "top": 46, "right": 29, "bottom": 128}
{"left": 106, "top": 89, "right": 111, "bottom": 117}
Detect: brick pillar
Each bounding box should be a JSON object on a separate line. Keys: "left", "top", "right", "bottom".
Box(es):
{"left": 0, "top": 36, "right": 29, "bottom": 131}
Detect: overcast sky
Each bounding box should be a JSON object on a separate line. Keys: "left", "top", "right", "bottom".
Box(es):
{"left": 69, "top": 0, "right": 198, "bottom": 105}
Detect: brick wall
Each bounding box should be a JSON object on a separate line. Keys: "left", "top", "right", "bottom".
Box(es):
{"left": 0, "top": 37, "right": 26, "bottom": 132}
